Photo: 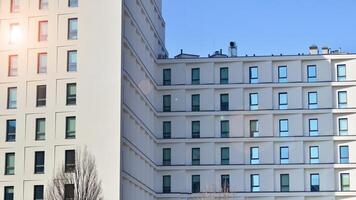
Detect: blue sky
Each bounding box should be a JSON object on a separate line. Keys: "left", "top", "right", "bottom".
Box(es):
{"left": 163, "top": 0, "right": 356, "bottom": 57}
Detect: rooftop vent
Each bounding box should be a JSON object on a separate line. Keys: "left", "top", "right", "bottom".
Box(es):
{"left": 229, "top": 41, "right": 237, "bottom": 57}
{"left": 174, "top": 49, "right": 200, "bottom": 59}
{"left": 309, "top": 45, "right": 319, "bottom": 55}
{"left": 209, "top": 49, "right": 228, "bottom": 58}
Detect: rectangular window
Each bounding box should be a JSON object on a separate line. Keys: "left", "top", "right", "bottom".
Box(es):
{"left": 191, "top": 94, "right": 200, "bottom": 111}
{"left": 249, "top": 66, "right": 258, "bottom": 83}
{"left": 221, "top": 147, "right": 229, "bottom": 165}
{"left": 337, "top": 64, "right": 346, "bottom": 81}
{"left": 307, "top": 65, "right": 317, "bottom": 82}
{"left": 192, "top": 121, "right": 200, "bottom": 138}
{"left": 250, "top": 120, "right": 259, "bottom": 137}
{"left": 280, "top": 174, "right": 290, "bottom": 192}
{"left": 279, "top": 119, "right": 288, "bottom": 137}
{"left": 66, "top": 83, "right": 76, "bottom": 105}
{"left": 221, "top": 175, "right": 230, "bottom": 192}
{"left": 35, "top": 118, "right": 46, "bottom": 140}
{"left": 192, "top": 175, "right": 200, "bottom": 193}
{"left": 64, "top": 184, "right": 74, "bottom": 200}
{"left": 278, "top": 92, "right": 288, "bottom": 109}
{"left": 163, "top": 121, "right": 171, "bottom": 139}
{"left": 7, "top": 87, "right": 17, "bottom": 109}
{"left": 65, "top": 116, "right": 76, "bottom": 139}
{"left": 37, "top": 53, "right": 47, "bottom": 74}
{"left": 163, "top": 68, "right": 171, "bottom": 85}
{"left": 163, "top": 95, "right": 171, "bottom": 112}
{"left": 68, "top": 0, "right": 78, "bottom": 7}
{"left": 251, "top": 174, "right": 260, "bottom": 192}
{"left": 309, "top": 146, "right": 319, "bottom": 164}
{"left": 6, "top": 120, "right": 16, "bottom": 142}
{"left": 280, "top": 146, "right": 289, "bottom": 164}
{"left": 67, "top": 50, "right": 77, "bottom": 72}
{"left": 65, "top": 150, "right": 75, "bottom": 172}
{"left": 191, "top": 68, "right": 200, "bottom": 85}
{"left": 5, "top": 153, "right": 15, "bottom": 175}
{"left": 249, "top": 93, "right": 258, "bottom": 110}
{"left": 34, "top": 185, "right": 44, "bottom": 200}
{"left": 38, "top": 21, "right": 48, "bottom": 41}
{"left": 8, "top": 55, "right": 18, "bottom": 77}
{"left": 162, "top": 175, "right": 171, "bottom": 193}
{"left": 309, "top": 119, "right": 318, "bottom": 136}
{"left": 191, "top": 148, "right": 200, "bottom": 165}
{"left": 278, "top": 66, "right": 287, "bottom": 83}
{"left": 4, "top": 186, "right": 14, "bottom": 200}
{"left": 308, "top": 92, "right": 318, "bottom": 109}
{"left": 9, "top": 23, "right": 20, "bottom": 44}
{"left": 340, "top": 173, "right": 350, "bottom": 191}
{"left": 10, "top": 0, "right": 20, "bottom": 12}
{"left": 310, "top": 173, "right": 320, "bottom": 192}
{"left": 34, "top": 151, "right": 45, "bottom": 174}
{"left": 68, "top": 18, "right": 78, "bottom": 40}
{"left": 220, "top": 67, "right": 229, "bottom": 84}
{"left": 338, "top": 91, "right": 347, "bottom": 108}
{"left": 36, "top": 85, "right": 46, "bottom": 107}
{"left": 339, "top": 118, "right": 348, "bottom": 136}
{"left": 250, "top": 147, "right": 259, "bottom": 164}
{"left": 162, "top": 148, "right": 171, "bottom": 166}
{"left": 220, "top": 120, "right": 229, "bottom": 138}
{"left": 340, "top": 145, "right": 349, "bottom": 164}
{"left": 39, "top": 0, "right": 48, "bottom": 9}
{"left": 220, "top": 93, "right": 229, "bottom": 111}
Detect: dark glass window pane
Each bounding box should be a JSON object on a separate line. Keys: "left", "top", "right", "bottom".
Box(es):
{"left": 36, "top": 118, "right": 46, "bottom": 140}
{"left": 66, "top": 117, "right": 76, "bottom": 139}
{"left": 191, "top": 68, "right": 200, "bottom": 84}
{"left": 163, "top": 69, "right": 171, "bottom": 85}
{"left": 66, "top": 83, "right": 76, "bottom": 105}
{"left": 220, "top": 120, "right": 229, "bottom": 138}
{"left": 7, "top": 87, "right": 17, "bottom": 109}
{"left": 163, "top": 148, "right": 171, "bottom": 166}
{"left": 34, "top": 151, "right": 45, "bottom": 174}
{"left": 280, "top": 174, "right": 289, "bottom": 192}
{"left": 221, "top": 147, "right": 229, "bottom": 165}
{"left": 191, "top": 148, "right": 200, "bottom": 165}
{"left": 310, "top": 174, "right": 320, "bottom": 191}
{"left": 4, "top": 186, "right": 14, "bottom": 200}
{"left": 5, "top": 153, "right": 15, "bottom": 175}
{"left": 163, "top": 121, "right": 171, "bottom": 139}
{"left": 163, "top": 175, "right": 171, "bottom": 193}
{"left": 34, "top": 185, "right": 44, "bottom": 200}
{"left": 220, "top": 94, "right": 229, "bottom": 111}
{"left": 68, "top": 18, "right": 78, "bottom": 40}
{"left": 191, "top": 94, "right": 200, "bottom": 111}
{"left": 220, "top": 67, "right": 228, "bottom": 84}
{"left": 36, "top": 85, "right": 46, "bottom": 107}
{"left": 6, "top": 120, "right": 16, "bottom": 142}
{"left": 341, "top": 173, "right": 350, "bottom": 191}
{"left": 192, "top": 121, "right": 200, "bottom": 138}
{"left": 192, "top": 175, "right": 200, "bottom": 193}
{"left": 64, "top": 184, "right": 74, "bottom": 199}
{"left": 250, "top": 120, "right": 259, "bottom": 137}
{"left": 249, "top": 93, "right": 258, "bottom": 110}
{"left": 67, "top": 50, "right": 77, "bottom": 72}
{"left": 65, "top": 150, "right": 75, "bottom": 172}
{"left": 163, "top": 95, "right": 171, "bottom": 112}
{"left": 68, "top": 0, "right": 78, "bottom": 7}
{"left": 221, "top": 175, "right": 230, "bottom": 192}
{"left": 280, "top": 147, "right": 289, "bottom": 164}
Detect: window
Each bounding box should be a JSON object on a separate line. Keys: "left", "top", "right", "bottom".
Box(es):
{"left": 340, "top": 146, "right": 349, "bottom": 164}
{"left": 278, "top": 66, "right": 287, "bottom": 83}
{"left": 163, "top": 95, "right": 171, "bottom": 112}
{"left": 39, "top": 0, "right": 48, "bottom": 9}
{"left": 249, "top": 66, "right": 258, "bottom": 83}
{"left": 221, "top": 147, "right": 229, "bottom": 165}
{"left": 308, "top": 92, "right": 318, "bottom": 109}
{"left": 9, "top": 23, "right": 21, "bottom": 44}
{"left": 340, "top": 173, "right": 350, "bottom": 191}
{"left": 8, "top": 55, "right": 18, "bottom": 77}
{"left": 4, "top": 186, "right": 14, "bottom": 200}
{"left": 163, "top": 121, "right": 171, "bottom": 139}
{"left": 163, "top": 68, "right": 171, "bottom": 85}
{"left": 66, "top": 116, "right": 76, "bottom": 139}
{"left": 220, "top": 120, "right": 229, "bottom": 138}
{"left": 280, "top": 146, "right": 289, "bottom": 164}
{"left": 10, "top": 0, "right": 20, "bottom": 12}
{"left": 192, "top": 175, "right": 200, "bottom": 193}
{"left": 339, "top": 118, "right": 348, "bottom": 136}
{"left": 249, "top": 93, "right": 258, "bottom": 110}
{"left": 66, "top": 83, "right": 76, "bottom": 105}
{"left": 307, "top": 65, "right": 317, "bottom": 82}
{"left": 221, "top": 175, "right": 230, "bottom": 192}
{"left": 220, "top": 94, "right": 229, "bottom": 111}
{"left": 7, "top": 87, "right": 17, "bottom": 109}
{"left": 191, "top": 94, "right": 200, "bottom": 111}
{"left": 37, "top": 53, "right": 47, "bottom": 74}
{"left": 68, "top": 0, "right": 78, "bottom": 7}
{"left": 38, "top": 21, "right": 48, "bottom": 41}
{"left": 36, "top": 118, "right": 46, "bottom": 140}
{"left": 68, "top": 18, "right": 78, "bottom": 40}
{"left": 34, "top": 185, "right": 44, "bottom": 200}
{"left": 5, "top": 153, "right": 15, "bottom": 175}
{"left": 36, "top": 85, "right": 46, "bottom": 107}
{"left": 191, "top": 68, "right": 200, "bottom": 85}
{"left": 278, "top": 92, "right": 288, "bottom": 109}
{"left": 191, "top": 148, "right": 200, "bottom": 165}
{"left": 64, "top": 184, "right": 74, "bottom": 200}
{"left": 250, "top": 147, "right": 259, "bottom": 164}
{"left": 6, "top": 120, "right": 16, "bottom": 142}
{"left": 162, "top": 175, "right": 171, "bottom": 193}
{"left": 279, "top": 119, "right": 288, "bottom": 137}
{"left": 65, "top": 150, "right": 75, "bottom": 172}
{"left": 162, "top": 148, "right": 171, "bottom": 166}
{"left": 309, "top": 119, "right": 318, "bottom": 136}
{"left": 220, "top": 67, "right": 228, "bottom": 84}
{"left": 251, "top": 174, "right": 260, "bottom": 192}
{"left": 192, "top": 121, "right": 200, "bottom": 138}
{"left": 34, "top": 151, "right": 45, "bottom": 174}
{"left": 309, "top": 146, "right": 319, "bottom": 164}
{"left": 250, "top": 120, "right": 259, "bottom": 137}
{"left": 310, "top": 173, "right": 320, "bottom": 192}
{"left": 67, "top": 50, "right": 77, "bottom": 72}
{"left": 338, "top": 91, "right": 347, "bottom": 108}
{"left": 337, "top": 64, "right": 346, "bottom": 81}
{"left": 280, "top": 174, "right": 290, "bottom": 192}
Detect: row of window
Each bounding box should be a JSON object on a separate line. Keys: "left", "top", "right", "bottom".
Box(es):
{"left": 162, "top": 64, "right": 347, "bottom": 85}
{"left": 162, "top": 173, "right": 350, "bottom": 193}
{"left": 9, "top": 0, "right": 78, "bottom": 13}
{"left": 162, "top": 145, "right": 349, "bottom": 166}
